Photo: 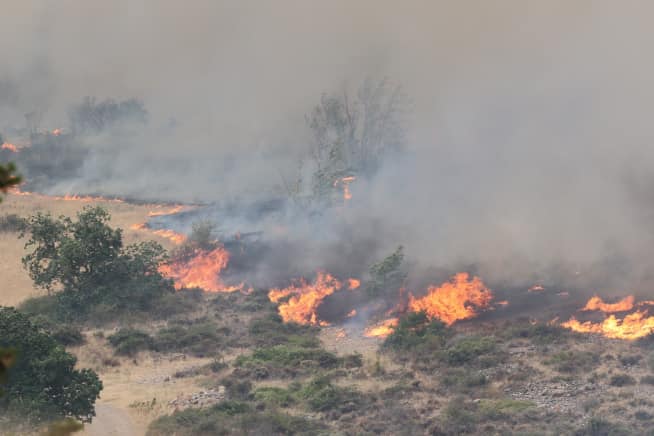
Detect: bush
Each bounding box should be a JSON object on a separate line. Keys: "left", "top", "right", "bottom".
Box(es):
{"left": 609, "top": 374, "right": 636, "bottom": 387}
{"left": 640, "top": 375, "right": 654, "bottom": 385}
{"left": 20, "top": 207, "right": 174, "bottom": 322}
{"left": 50, "top": 325, "right": 85, "bottom": 346}
{"left": 442, "top": 335, "right": 498, "bottom": 366}
{"left": 298, "top": 376, "right": 363, "bottom": 413}
{"left": 477, "top": 399, "right": 535, "bottom": 420}
{"left": 147, "top": 401, "right": 324, "bottom": 435}
{"left": 383, "top": 312, "right": 450, "bottom": 354}
{"left": 107, "top": 328, "right": 154, "bottom": 356}
{"left": 248, "top": 312, "right": 319, "bottom": 348}
{"left": 440, "top": 368, "right": 488, "bottom": 391}
{"left": 235, "top": 345, "right": 340, "bottom": 370}
{"left": 254, "top": 387, "right": 296, "bottom": 408}
{"left": 574, "top": 418, "right": 631, "bottom": 436}
{"left": 154, "top": 322, "right": 225, "bottom": 357}
{"left": 0, "top": 307, "right": 102, "bottom": 424}
{"left": 504, "top": 321, "right": 569, "bottom": 345}
{"left": 545, "top": 351, "right": 600, "bottom": 373}
{"left": 0, "top": 214, "right": 25, "bottom": 232}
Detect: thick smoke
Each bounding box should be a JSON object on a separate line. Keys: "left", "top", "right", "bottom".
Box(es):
{"left": 4, "top": 1, "right": 654, "bottom": 295}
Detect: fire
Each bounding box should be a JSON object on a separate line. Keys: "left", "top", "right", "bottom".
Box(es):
{"left": 51, "top": 128, "right": 63, "bottom": 136}
{"left": 151, "top": 229, "right": 186, "bottom": 245}
{"left": 528, "top": 285, "right": 545, "bottom": 292}
{"left": 158, "top": 247, "right": 242, "bottom": 292}
{"left": 1, "top": 143, "right": 18, "bottom": 152}
{"left": 346, "top": 309, "right": 357, "bottom": 318}
{"left": 561, "top": 295, "right": 654, "bottom": 340}
{"left": 268, "top": 271, "right": 344, "bottom": 326}
{"left": 364, "top": 318, "right": 398, "bottom": 338}
{"left": 148, "top": 205, "right": 187, "bottom": 217}
{"left": 581, "top": 295, "right": 634, "bottom": 313}
{"left": 333, "top": 176, "right": 356, "bottom": 201}
{"left": 408, "top": 272, "right": 493, "bottom": 326}
{"left": 562, "top": 311, "right": 654, "bottom": 340}
{"left": 348, "top": 278, "right": 361, "bottom": 290}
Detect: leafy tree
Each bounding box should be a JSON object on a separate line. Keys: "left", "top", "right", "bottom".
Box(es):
{"left": 0, "top": 307, "right": 102, "bottom": 423}
{"left": 21, "top": 206, "right": 173, "bottom": 318}
{"left": 367, "top": 245, "right": 407, "bottom": 297}
{"left": 0, "top": 162, "right": 21, "bottom": 202}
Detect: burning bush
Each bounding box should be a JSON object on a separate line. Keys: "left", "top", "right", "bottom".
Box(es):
{"left": 382, "top": 312, "right": 451, "bottom": 354}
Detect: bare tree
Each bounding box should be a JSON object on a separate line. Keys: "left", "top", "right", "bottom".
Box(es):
{"left": 305, "top": 78, "right": 407, "bottom": 204}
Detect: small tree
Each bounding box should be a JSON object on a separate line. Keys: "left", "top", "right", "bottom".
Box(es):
{"left": 0, "top": 162, "right": 21, "bottom": 202}
{"left": 21, "top": 206, "right": 173, "bottom": 318}
{"left": 367, "top": 246, "right": 407, "bottom": 297}
{"left": 304, "top": 78, "right": 406, "bottom": 204}
{"left": 0, "top": 307, "right": 102, "bottom": 423}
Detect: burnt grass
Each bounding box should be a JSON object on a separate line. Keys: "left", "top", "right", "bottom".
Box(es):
{"left": 46, "top": 287, "right": 654, "bottom": 435}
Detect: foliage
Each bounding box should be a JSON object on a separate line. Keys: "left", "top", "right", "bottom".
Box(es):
{"left": 504, "top": 321, "right": 570, "bottom": 345}
{"left": 154, "top": 321, "right": 227, "bottom": 357}
{"left": 248, "top": 312, "right": 320, "bottom": 348}
{"left": 383, "top": 311, "right": 450, "bottom": 353}
{"left": 609, "top": 374, "right": 636, "bottom": 387}
{"left": 0, "top": 307, "right": 102, "bottom": 423}
{"left": 0, "top": 213, "right": 26, "bottom": 232}
{"left": 298, "top": 375, "right": 363, "bottom": 412}
{"left": 147, "top": 401, "right": 325, "bottom": 436}
{"left": 0, "top": 162, "right": 21, "bottom": 202}
{"left": 367, "top": 246, "right": 406, "bottom": 297}
{"left": 574, "top": 417, "right": 631, "bottom": 436}
{"left": 545, "top": 351, "right": 600, "bottom": 374}
{"left": 235, "top": 345, "right": 340, "bottom": 370}
{"left": 107, "top": 328, "right": 154, "bottom": 356}
{"left": 20, "top": 206, "right": 173, "bottom": 320}
{"left": 442, "top": 335, "right": 499, "bottom": 367}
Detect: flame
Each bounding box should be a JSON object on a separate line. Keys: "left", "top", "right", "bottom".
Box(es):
{"left": 581, "top": 295, "right": 634, "bottom": 313}
{"left": 408, "top": 273, "right": 493, "bottom": 326}
{"left": 561, "top": 295, "right": 654, "bottom": 340}
{"left": 364, "top": 318, "right": 399, "bottom": 338}
{"left": 51, "top": 128, "right": 63, "bottom": 136}
{"left": 335, "top": 329, "right": 347, "bottom": 339}
{"left": 148, "top": 205, "right": 186, "bottom": 217}
{"left": 268, "top": 271, "right": 343, "bottom": 326}
{"left": 562, "top": 311, "right": 654, "bottom": 340}
{"left": 333, "top": 176, "right": 356, "bottom": 201}
{"left": 346, "top": 309, "right": 357, "bottom": 318}
{"left": 528, "top": 285, "right": 545, "bottom": 292}
{"left": 158, "top": 247, "right": 242, "bottom": 292}
{"left": 1, "top": 143, "right": 18, "bottom": 152}
{"left": 348, "top": 278, "right": 361, "bottom": 290}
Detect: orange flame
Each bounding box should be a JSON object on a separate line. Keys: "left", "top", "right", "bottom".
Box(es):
{"left": 51, "top": 128, "right": 63, "bottom": 136}
{"left": 158, "top": 247, "right": 242, "bottom": 292}
{"left": 347, "top": 309, "right": 357, "bottom": 318}
{"left": 148, "top": 205, "right": 186, "bottom": 217}
{"left": 1, "top": 143, "right": 18, "bottom": 152}
{"left": 581, "top": 295, "right": 634, "bottom": 313}
{"left": 268, "top": 271, "right": 343, "bottom": 326}
{"left": 364, "top": 318, "right": 399, "bottom": 338}
{"left": 561, "top": 295, "right": 654, "bottom": 340}
{"left": 348, "top": 278, "right": 361, "bottom": 290}
{"left": 408, "top": 273, "right": 493, "bottom": 326}
{"left": 333, "top": 176, "right": 356, "bottom": 201}
{"left": 528, "top": 285, "right": 545, "bottom": 292}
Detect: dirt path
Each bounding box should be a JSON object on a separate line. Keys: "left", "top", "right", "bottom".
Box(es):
{"left": 82, "top": 404, "right": 140, "bottom": 436}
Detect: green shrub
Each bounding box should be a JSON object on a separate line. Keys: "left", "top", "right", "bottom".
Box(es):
{"left": 107, "top": 328, "right": 153, "bottom": 356}
{"left": 254, "top": 387, "right": 296, "bottom": 408}
{"left": 147, "top": 401, "right": 324, "bottom": 436}
{"left": 477, "top": 399, "right": 535, "bottom": 420}
{"left": 0, "top": 214, "right": 26, "bottom": 232}
{"left": 504, "top": 321, "right": 569, "bottom": 345}
{"left": 154, "top": 322, "right": 225, "bottom": 357}
{"left": 609, "top": 374, "right": 636, "bottom": 387}
{"left": 235, "top": 345, "right": 339, "bottom": 370}
{"left": 545, "top": 351, "right": 600, "bottom": 373}
{"left": 440, "top": 368, "right": 488, "bottom": 390}
{"left": 442, "top": 335, "right": 498, "bottom": 366}
{"left": 51, "top": 325, "right": 85, "bottom": 346}
{"left": 383, "top": 312, "right": 450, "bottom": 354}
{"left": 574, "top": 417, "right": 631, "bottom": 436}
{"left": 298, "top": 376, "right": 362, "bottom": 413}
{"left": 248, "top": 313, "right": 319, "bottom": 348}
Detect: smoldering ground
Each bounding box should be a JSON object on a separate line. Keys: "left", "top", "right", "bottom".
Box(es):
{"left": 4, "top": 1, "right": 654, "bottom": 298}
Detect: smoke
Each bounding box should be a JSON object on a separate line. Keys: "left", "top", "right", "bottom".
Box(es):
{"left": 4, "top": 1, "right": 654, "bottom": 294}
